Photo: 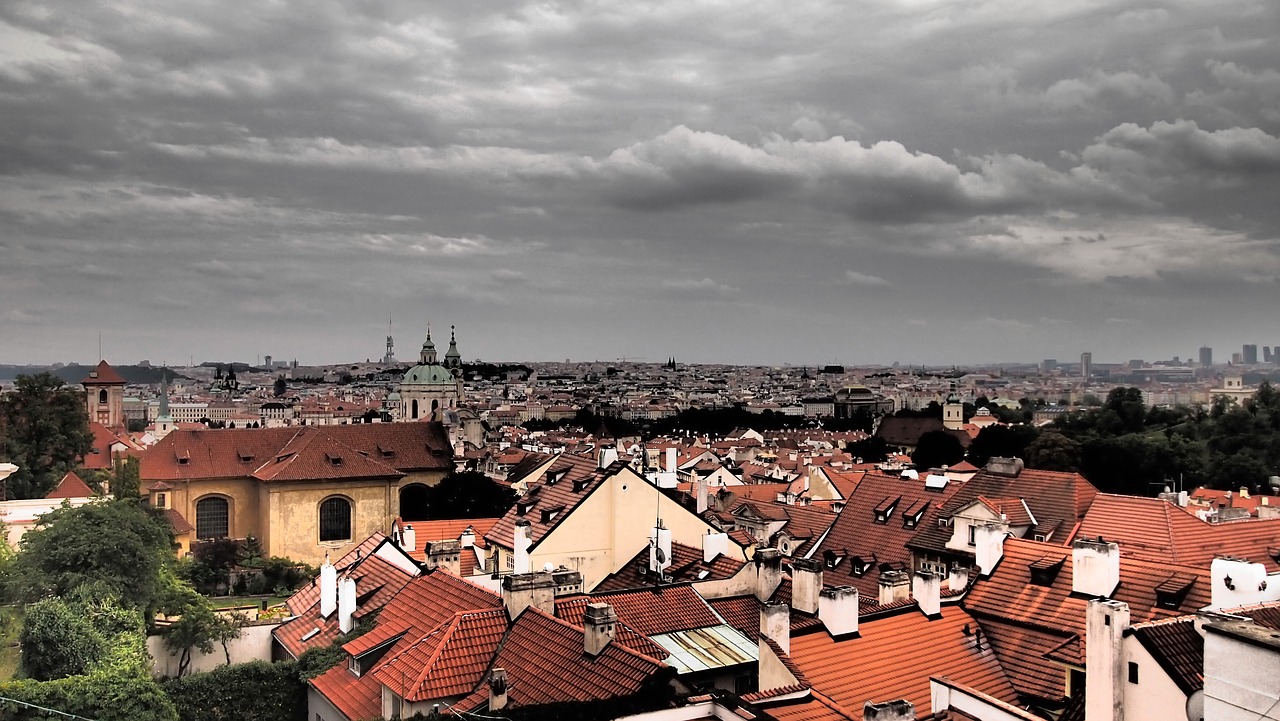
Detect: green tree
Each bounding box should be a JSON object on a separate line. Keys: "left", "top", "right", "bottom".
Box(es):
{"left": 273, "top": 376, "right": 287, "bottom": 397}
{"left": 0, "top": 373, "right": 93, "bottom": 499}
{"left": 910, "top": 431, "right": 966, "bottom": 471}
{"left": 19, "top": 597, "right": 106, "bottom": 681}
{"left": 160, "top": 584, "right": 244, "bottom": 677}
{"left": 1023, "top": 431, "right": 1082, "bottom": 472}
{"left": 966, "top": 425, "right": 1040, "bottom": 467}
{"left": 421, "top": 470, "right": 518, "bottom": 519}
{"left": 846, "top": 436, "right": 889, "bottom": 463}
{"left": 112, "top": 454, "right": 142, "bottom": 499}
{"left": 6, "top": 500, "right": 173, "bottom": 616}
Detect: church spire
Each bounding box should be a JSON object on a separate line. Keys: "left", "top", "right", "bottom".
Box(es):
{"left": 444, "top": 325, "right": 462, "bottom": 369}
{"left": 420, "top": 325, "right": 438, "bottom": 365}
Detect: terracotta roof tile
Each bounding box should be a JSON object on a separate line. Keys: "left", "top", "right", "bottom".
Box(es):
{"left": 372, "top": 609, "right": 508, "bottom": 701}
{"left": 141, "top": 423, "right": 452, "bottom": 482}
{"left": 1130, "top": 617, "right": 1203, "bottom": 695}
{"left": 486, "top": 453, "right": 618, "bottom": 551}
{"left": 973, "top": 617, "right": 1072, "bottom": 702}
{"left": 45, "top": 471, "right": 95, "bottom": 499}
{"left": 163, "top": 508, "right": 195, "bottom": 535}
{"left": 343, "top": 569, "right": 503, "bottom": 658}
{"left": 286, "top": 533, "right": 389, "bottom": 616}
{"left": 789, "top": 606, "right": 1019, "bottom": 720}
{"left": 396, "top": 517, "right": 498, "bottom": 558}
{"left": 80, "top": 360, "right": 126, "bottom": 385}
{"left": 310, "top": 661, "right": 383, "bottom": 721}
{"left": 555, "top": 584, "right": 722, "bottom": 636}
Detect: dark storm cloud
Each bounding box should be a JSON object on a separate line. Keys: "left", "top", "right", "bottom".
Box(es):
{"left": 1, "top": 0, "right": 1279, "bottom": 365}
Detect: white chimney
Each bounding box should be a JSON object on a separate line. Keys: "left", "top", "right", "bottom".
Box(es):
{"left": 513, "top": 519, "right": 532, "bottom": 575}
{"left": 666, "top": 447, "right": 678, "bottom": 472}
{"left": 947, "top": 564, "right": 970, "bottom": 592}
{"left": 864, "top": 700, "right": 915, "bottom": 721}
{"left": 319, "top": 554, "right": 337, "bottom": 618}
{"left": 338, "top": 575, "right": 357, "bottom": 633}
{"left": 878, "top": 570, "right": 911, "bottom": 605}
{"left": 791, "top": 558, "right": 823, "bottom": 615}
{"left": 599, "top": 446, "right": 619, "bottom": 469}
{"left": 400, "top": 523, "right": 416, "bottom": 554}
{"left": 1072, "top": 538, "right": 1120, "bottom": 598}
{"left": 974, "top": 523, "right": 1007, "bottom": 577}
{"left": 818, "top": 585, "right": 859, "bottom": 637}
{"left": 649, "top": 520, "right": 673, "bottom": 574}
{"left": 912, "top": 571, "right": 941, "bottom": 618}
{"left": 583, "top": 603, "right": 617, "bottom": 656}
{"left": 760, "top": 602, "right": 790, "bottom": 655}
{"left": 695, "top": 476, "right": 709, "bottom": 514}
{"left": 460, "top": 525, "right": 476, "bottom": 549}
{"left": 488, "top": 668, "right": 509, "bottom": 711}
{"left": 1085, "top": 598, "right": 1129, "bottom": 721}
{"left": 755, "top": 548, "right": 783, "bottom": 602}
{"left": 703, "top": 530, "right": 729, "bottom": 563}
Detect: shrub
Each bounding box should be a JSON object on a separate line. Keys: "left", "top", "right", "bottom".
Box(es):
{"left": 161, "top": 660, "right": 306, "bottom": 721}
{"left": 19, "top": 598, "right": 106, "bottom": 681}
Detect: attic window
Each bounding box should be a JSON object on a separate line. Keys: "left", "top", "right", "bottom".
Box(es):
{"left": 547, "top": 468, "right": 568, "bottom": 485}
{"left": 1034, "top": 534, "right": 1047, "bottom": 542}
{"left": 238, "top": 450, "right": 254, "bottom": 462}
{"left": 517, "top": 502, "right": 532, "bottom": 516}
{"left": 903, "top": 506, "right": 927, "bottom": 529}
{"left": 851, "top": 558, "right": 870, "bottom": 577}
{"left": 328, "top": 455, "right": 343, "bottom": 466}
{"left": 572, "top": 478, "right": 589, "bottom": 492}
{"left": 938, "top": 518, "right": 950, "bottom": 528}
{"left": 540, "top": 506, "right": 564, "bottom": 523}
{"left": 873, "top": 496, "right": 900, "bottom": 524}
{"left": 1029, "top": 557, "right": 1065, "bottom": 586}
{"left": 379, "top": 447, "right": 395, "bottom": 459}
{"left": 1155, "top": 575, "right": 1195, "bottom": 610}
{"left": 823, "top": 550, "right": 844, "bottom": 570}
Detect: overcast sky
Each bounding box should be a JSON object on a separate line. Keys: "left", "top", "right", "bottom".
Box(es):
{"left": 2, "top": 1, "right": 1278, "bottom": 367}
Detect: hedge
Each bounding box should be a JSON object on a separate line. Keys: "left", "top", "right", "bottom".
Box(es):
{"left": 161, "top": 660, "right": 307, "bottom": 721}
{"left": 0, "top": 673, "right": 178, "bottom": 721}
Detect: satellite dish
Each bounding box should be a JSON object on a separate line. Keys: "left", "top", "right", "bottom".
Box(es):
{"left": 655, "top": 547, "right": 667, "bottom": 564}
{"left": 1186, "top": 689, "right": 1203, "bottom": 721}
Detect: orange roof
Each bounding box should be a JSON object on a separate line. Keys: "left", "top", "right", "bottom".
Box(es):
{"left": 1075, "top": 494, "right": 1280, "bottom": 572}
{"left": 395, "top": 517, "right": 499, "bottom": 557}
{"left": 555, "top": 584, "right": 722, "bottom": 636}
{"left": 80, "top": 360, "right": 126, "bottom": 385}
{"left": 252, "top": 431, "right": 404, "bottom": 482}
{"left": 372, "top": 609, "right": 508, "bottom": 701}
{"left": 141, "top": 423, "right": 452, "bottom": 481}
{"left": 789, "top": 606, "right": 1020, "bottom": 720}
{"left": 343, "top": 570, "right": 502, "bottom": 658}
{"left": 287, "top": 533, "right": 388, "bottom": 615}
{"left": 594, "top": 540, "right": 746, "bottom": 592}
{"left": 758, "top": 689, "right": 857, "bottom": 721}
{"left": 310, "top": 661, "right": 383, "bottom": 721}
{"left": 458, "top": 608, "right": 668, "bottom": 711}
{"left": 45, "top": 471, "right": 94, "bottom": 499}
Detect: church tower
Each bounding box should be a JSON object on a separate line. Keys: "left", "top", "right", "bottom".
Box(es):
{"left": 82, "top": 360, "right": 126, "bottom": 430}
{"left": 154, "top": 373, "right": 176, "bottom": 441}
{"left": 444, "top": 326, "right": 462, "bottom": 371}
{"left": 942, "top": 384, "right": 965, "bottom": 431}
{"left": 420, "top": 327, "right": 438, "bottom": 364}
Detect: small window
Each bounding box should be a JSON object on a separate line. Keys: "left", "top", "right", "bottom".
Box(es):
{"left": 1128, "top": 661, "right": 1139, "bottom": 684}
{"left": 967, "top": 525, "right": 976, "bottom": 546}
{"left": 156, "top": 493, "right": 166, "bottom": 508}
{"left": 98, "top": 389, "right": 108, "bottom": 404}
{"left": 319, "top": 497, "right": 352, "bottom": 542}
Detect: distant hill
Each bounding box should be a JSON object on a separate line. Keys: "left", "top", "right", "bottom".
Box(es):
{"left": 0, "top": 364, "right": 188, "bottom": 384}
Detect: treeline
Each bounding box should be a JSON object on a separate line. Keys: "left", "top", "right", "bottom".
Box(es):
{"left": 524, "top": 406, "right": 875, "bottom": 438}
{"left": 894, "top": 385, "right": 1280, "bottom": 496}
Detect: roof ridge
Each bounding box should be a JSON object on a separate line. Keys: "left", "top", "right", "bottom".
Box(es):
{"left": 521, "top": 607, "right": 669, "bottom": 667}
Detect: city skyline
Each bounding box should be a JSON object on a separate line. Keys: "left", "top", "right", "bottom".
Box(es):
{"left": 2, "top": 1, "right": 1279, "bottom": 366}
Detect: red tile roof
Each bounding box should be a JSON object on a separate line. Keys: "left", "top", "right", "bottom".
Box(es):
{"left": 755, "top": 689, "right": 857, "bottom": 721}
{"left": 595, "top": 541, "right": 747, "bottom": 592}
{"left": 973, "top": 617, "right": 1073, "bottom": 702}
{"left": 372, "top": 609, "right": 508, "bottom": 701}
{"left": 910, "top": 468, "right": 1098, "bottom": 554}
{"left": 80, "top": 360, "right": 126, "bottom": 385}
{"left": 251, "top": 431, "right": 404, "bottom": 482}
{"left": 1130, "top": 617, "right": 1203, "bottom": 695}
{"left": 789, "top": 606, "right": 1019, "bottom": 720}
{"left": 45, "top": 471, "right": 94, "bottom": 499}
{"left": 486, "top": 453, "right": 618, "bottom": 551}
{"left": 287, "top": 533, "right": 389, "bottom": 616}
{"left": 141, "top": 423, "right": 452, "bottom": 482}
{"left": 396, "top": 517, "right": 498, "bottom": 554}
{"left": 310, "top": 661, "right": 383, "bottom": 721}
{"left": 555, "top": 584, "right": 722, "bottom": 636}
{"left": 343, "top": 570, "right": 503, "bottom": 658}
{"left": 464, "top": 608, "right": 669, "bottom": 711}
{"left": 809, "top": 471, "right": 963, "bottom": 600}
{"left": 1075, "top": 494, "right": 1280, "bottom": 573}
{"left": 164, "top": 508, "right": 195, "bottom": 535}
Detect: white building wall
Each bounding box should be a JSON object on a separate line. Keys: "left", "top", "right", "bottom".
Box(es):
{"left": 1204, "top": 622, "right": 1280, "bottom": 721}
{"left": 146, "top": 621, "right": 281, "bottom": 677}
{"left": 1123, "top": 634, "right": 1188, "bottom": 721}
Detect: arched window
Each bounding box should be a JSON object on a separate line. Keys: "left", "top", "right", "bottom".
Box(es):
{"left": 98, "top": 389, "right": 108, "bottom": 404}
{"left": 196, "top": 496, "right": 230, "bottom": 539}
{"left": 411, "top": 399, "right": 419, "bottom": 419}
{"left": 319, "top": 497, "right": 352, "bottom": 542}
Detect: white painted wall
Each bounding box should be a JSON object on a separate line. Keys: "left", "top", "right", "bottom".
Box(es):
{"left": 1204, "top": 623, "right": 1280, "bottom": 721}
{"left": 1123, "top": 633, "right": 1188, "bottom": 721}
{"left": 147, "top": 621, "right": 281, "bottom": 677}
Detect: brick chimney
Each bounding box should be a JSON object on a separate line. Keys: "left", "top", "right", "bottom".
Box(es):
{"left": 755, "top": 548, "right": 783, "bottom": 602}
{"left": 488, "top": 668, "right": 509, "bottom": 711}
{"left": 974, "top": 522, "right": 1007, "bottom": 577}
{"left": 1072, "top": 538, "right": 1120, "bottom": 598}
{"left": 878, "top": 570, "right": 911, "bottom": 605}
{"left": 760, "top": 602, "right": 790, "bottom": 655}
{"left": 912, "top": 571, "right": 941, "bottom": 618}
{"left": 319, "top": 554, "right": 337, "bottom": 618}
{"left": 583, "top": 603, "right": 617, "bottom": 656}
{"left": 338, "top": 575, "right": 357, "bottom": 633}
{"left": 502, "top": 571, "right": 557, "bottom": 619}
{"left": 818, "top": 585, "right": 859, "bottom": 637}
{"left": 513, "top": 519, "right": 532, "bottom": 575}
{"left": 424, "top": 539, "right": 461, "bottom": 576}
{"left": 791, "top": 558, "right": 823, "bottom": 615}
{"left": 1085, "top": 598, "right": 1129, "bottom": 721}
{"left": 399, "top": 523, "right": 416, "bottom": 554}
{"left": 703, "top": 530, "right": 729, "bottom": 563}
{"left": 864, "top": 700, "right": 915, "bottom": 721}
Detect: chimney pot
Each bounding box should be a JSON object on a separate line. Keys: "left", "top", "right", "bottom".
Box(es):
{"left": 818, "top": 585, "right": 859, "bottom": 637}
{"left": 791, "top": 557, "right": 823, "bottom": 615}
{"left": 319, "top": 555, "right": 337, "bottom": 618}
{"left": 878, "top": 569, "right": 911, "bottom": 605}
{"left": 912, "top": 571, "right": 941, "bottom": 618}
{"left": 488, "top": 668, "right": 509, "bottom": 711}
{"left": 501, "top": 571, "right": 557, "bottom": 619}
{"left": 513, "top": 519, "right": 533, "bottom": 575}
{"left": 864, "top": 700, "right": 915, "bottom": 721}
{"left": 583, "top": 602, "right": 617, "bottom": 656}
{"left": 338, "top": 575, "right": 357, "bottom": 634}
{"left": 755, "top": 548, "right": 783, "bottom": 602}
{"left": 760, "top": 602, "right": 790, "bottom": 655}
{"left": 1072, "top": 538, "right": 1120, "bottom": 597}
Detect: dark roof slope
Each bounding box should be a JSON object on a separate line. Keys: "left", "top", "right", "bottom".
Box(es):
{"left": 486, "top": 453, "right": 623, "bottom": 551}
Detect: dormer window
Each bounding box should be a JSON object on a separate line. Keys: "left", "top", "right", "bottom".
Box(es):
{"left": 851, "top": 558, "right": 869, "bottom": 576}
{"left": 547, "top": 468, "right": 568, "bottom": 485}
{"left": 823, "top": 549, "right": 844, "bottom": 570}
{"left": 328, "top": 455, "right": 343, "bottom": 466}
{"left": 1029, "top": 557, "right": 1065, "bottom": 586}
{"left": 1154, "top": 575, "right": 1195, "bottom": 610}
